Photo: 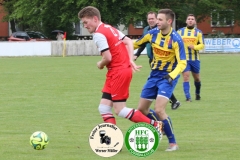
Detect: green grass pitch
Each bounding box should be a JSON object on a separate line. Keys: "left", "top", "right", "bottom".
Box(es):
{"left": 0, "top": 54, "right": 239, "bottom": 160}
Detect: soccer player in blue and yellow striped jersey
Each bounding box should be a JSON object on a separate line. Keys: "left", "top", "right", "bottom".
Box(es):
{"left": 134, "top": 9, "right": 186, "bottom": 151}
{"left": 177, "top": 14, "right": 205, "bottom": 101}
{"left": 134, "top": 11, "right": 181, "bottom": 110}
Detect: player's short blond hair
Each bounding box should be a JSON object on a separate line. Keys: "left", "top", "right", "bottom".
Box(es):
{"left": 158, "top": 9, "right": 175, "bottom": 21}
{"left": 78, "top": 6, "right": 101, "bottom": 21}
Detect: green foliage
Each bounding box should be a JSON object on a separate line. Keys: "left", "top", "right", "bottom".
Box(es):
{"left": 1, "top": 0, "right": 240, "bottom": 38}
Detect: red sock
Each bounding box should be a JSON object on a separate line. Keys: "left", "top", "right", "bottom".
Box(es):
{"left": 129, "top": 110, "right": 151, "bottom": 124}
{"left": 103, "top": 117, "right": 116, "bottom": 124}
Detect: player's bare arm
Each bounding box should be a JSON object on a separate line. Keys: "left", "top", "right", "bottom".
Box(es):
{"left": 122, "top": 36, "right": 142, "bottom": 72}
{"left": 122, "top": 36, "right": 134, "bottom": 61}
{"left": 97, "top": 50, "right": 112, "bottom": 69}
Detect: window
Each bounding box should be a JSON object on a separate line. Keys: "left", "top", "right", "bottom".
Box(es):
{"left": 211, "top": 10, "right": 234, "bottom": 27}
{"left": 74, "top": 21, "right": 82, "bottom": 35}
{"left": 134, "top": 21, "right": 144, "bottom": 28}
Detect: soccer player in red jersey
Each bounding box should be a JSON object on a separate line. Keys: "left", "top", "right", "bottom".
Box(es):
{"left": 78, "top": 6, "right": 162, "bottom": 134}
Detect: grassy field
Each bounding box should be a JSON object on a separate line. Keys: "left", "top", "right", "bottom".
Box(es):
{"left": 0, "top": 54, "right": 239, "bottom": 160}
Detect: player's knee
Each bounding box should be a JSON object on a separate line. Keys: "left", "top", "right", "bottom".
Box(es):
{"left": 182, "top": 72, "right": 190, "bottom": 81}
{"left": 183, "top": 75, "right": 190, "bottom": 81}
{"left": 154, "top": 107, "right": 165, "bottom": 118}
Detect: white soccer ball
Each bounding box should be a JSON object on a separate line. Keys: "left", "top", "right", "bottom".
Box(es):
{"left": 30, "top": 131, "right": 49, "bottom": 150}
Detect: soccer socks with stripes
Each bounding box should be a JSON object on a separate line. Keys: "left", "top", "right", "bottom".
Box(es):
{"left": 194, "top": 81, "right": 201, "bottom": 95}
{"left": 147, "top": 109, "right": 160, "bottom": 121}
{"left": 118, "top": 107, "right": 155, "bottom": 125}
{"left": 162, "top": 117, "right": 176, "bottom": 144}
{"left": 98, "top": 104, "right": 116, "bottom": 124}
{"left": 183, "top": 82, "right": 191, "bottom": 99}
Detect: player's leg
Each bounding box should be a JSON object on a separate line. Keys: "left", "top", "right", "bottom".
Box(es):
{"left": 98, "top": 72, "right": 116, "bottom": 124}
{"left": 137, "top": 97, "right": 160, "bottom": 121}
{"left": 155, "top": 75, "right": 179, "bottom": 151}
{"left": 143, "top": 57, "right": 160, "bottom": 119}
{"left": 137, "top": 77, "right": 161, "bottom": 122}
{"left": 98, "top": 94, "right": 116, "bottom": 124}
{"left": 169, "top": 93, "right": 181, "bottom": 110}
{"left": 113, "top": 101, "right": 157, "bottom": 126}
{"left": 191, "top": 60, "right": 201, "bottom": 100}
{"left": 182, "top": 61, "right": 191, "bottom": 101}
{"left": 111, "top": 67, "right": 161, "bottom": 128}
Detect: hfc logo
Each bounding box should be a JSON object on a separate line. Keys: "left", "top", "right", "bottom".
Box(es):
{"left": 131, "top": 130, "right": 150, "bottom": 151}
{"left": 125, "top": 123, "right": 160, "bottom": 157}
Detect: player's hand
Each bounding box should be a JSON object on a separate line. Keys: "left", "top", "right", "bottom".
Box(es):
{"left": 188, "top": 45, "right": 194, "bottom": 49}
{"left": 130, "top": 60, "right": 142, "bottom": 72}
{"left": 97, "top": 61, "right": 104, "bottom": 70}
{"left": 133, "top": 56, "right": 138, "bottom": 61}
{"left": 163, "top": 74, "right": 173, "bottom": 86}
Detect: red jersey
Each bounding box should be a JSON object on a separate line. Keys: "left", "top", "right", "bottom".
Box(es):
{"left": 93, "top": 23, "right": 130, "bottom": 70}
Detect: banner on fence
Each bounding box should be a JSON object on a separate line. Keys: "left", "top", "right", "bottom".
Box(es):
{"left": 204, "top": 38, "right": 240, "bottom": 53}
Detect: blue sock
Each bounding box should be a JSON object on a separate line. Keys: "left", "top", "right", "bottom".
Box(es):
{"left": 162, "top": 117, "right": 176, "bottom": 144}
{"left": 183, "top": 82, "right": 191, "bottom": 99}
{"left": 147, "top": 109, "right": 160, "bottom": 121}
{"left": 194, "top": 81, "right": 201, "bottom": 95}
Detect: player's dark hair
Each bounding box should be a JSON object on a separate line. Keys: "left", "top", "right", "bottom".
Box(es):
{"left": 158, "top": 9, "right": 175, "bottom": 21}
{"left": 146, "top": 11, "right": 157, "bottom": 18}
{"left": 186, "top": 14, "right": 196, "bottom": 20}
{"left": 78, "top": 6, "right": 101, "bottom": 20}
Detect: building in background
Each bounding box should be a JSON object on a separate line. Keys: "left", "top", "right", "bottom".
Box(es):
{"left": 197, "top": 12, "right": 240, "bottom": 35}
{"left": 129, "top": 11, "right": 240, "bottom": 36}
{"left": 0, "top": 5, "right": 9, "bottom": 40}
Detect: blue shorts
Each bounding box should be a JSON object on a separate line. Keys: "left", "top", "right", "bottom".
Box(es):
{"left": 141, "top": 70, "right": 180, "bottom": 99}
{"left": 183, "top": 60, "right": 200, "bottom": 73}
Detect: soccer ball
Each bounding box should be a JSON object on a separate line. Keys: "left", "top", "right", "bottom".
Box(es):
{"left": 30, "top": 131, "right": 49, "bottom": 150}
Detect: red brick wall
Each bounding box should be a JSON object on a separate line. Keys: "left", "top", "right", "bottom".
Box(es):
{"left": 197, "top": 17, "right": 240, "bottom": 35}
{"left": 128, "top": 24, "right": 143, "bottom": 35}
{"left": 0, "top": 5, "right": 9, "bottom": 37}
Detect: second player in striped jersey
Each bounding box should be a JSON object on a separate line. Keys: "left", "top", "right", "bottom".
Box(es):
{"left": 177, "top": 14, "right": 205, "bottom": 101}
{"left": 134, "top": 11, "right": 181, "bottom": 110}
{"left": 134, "top": 9, "right": 186, "bottom": 151}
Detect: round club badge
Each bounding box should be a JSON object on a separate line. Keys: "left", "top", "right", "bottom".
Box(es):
{"left": 125, "top": 123, "right": 159, "bottom": 157}
{"left": 89, "top": 123, "right": 123, "bottom": 157}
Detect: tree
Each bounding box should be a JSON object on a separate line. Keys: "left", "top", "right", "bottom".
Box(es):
{"left": 1, "top": 0, "right": 240, "bottom": 39}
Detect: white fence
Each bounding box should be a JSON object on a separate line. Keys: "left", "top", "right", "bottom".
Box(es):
{"left": 0, "top": 38, "right": 240, "bottom": 56}
{"left": 51, "top": 40, "right": 99, "bottom": 56}
{"left": 0, "top": 41, "right": 51, "bottom": 56}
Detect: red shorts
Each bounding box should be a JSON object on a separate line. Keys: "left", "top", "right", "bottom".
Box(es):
{"left": 102, "top": 67, "right": 132, "bottom": 101}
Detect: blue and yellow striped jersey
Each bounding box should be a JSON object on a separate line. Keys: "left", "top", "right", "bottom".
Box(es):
{"left": 134, "top": 28, "right": 186, "bottom": 79}
{"left": 177, "top": 27, "right": 205, "bottom": 61}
